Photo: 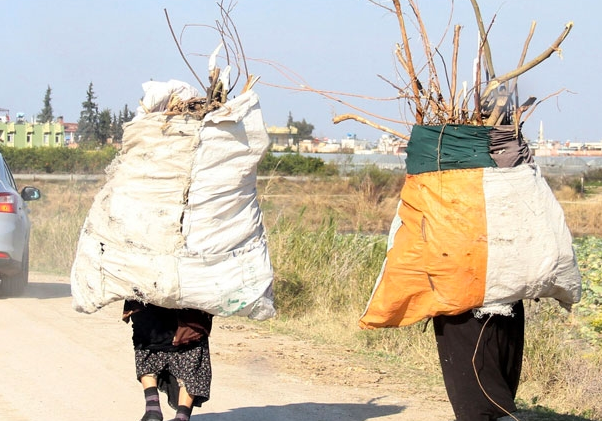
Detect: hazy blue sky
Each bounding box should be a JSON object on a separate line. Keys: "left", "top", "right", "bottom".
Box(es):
{"left": 1, "top": 0, "right": 597, "bottom": 143}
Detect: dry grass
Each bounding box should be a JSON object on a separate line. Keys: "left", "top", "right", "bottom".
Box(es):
{"left": 258, "top": 176, "right": 401, "bottom": 234}
{"left": 561, "top": 202, "right": 602, "bottom": 237}
{"left": 27, "top": 180, "right": 102, "bottom": 274}
{"left": 520, "top": 300, "right": 602, "bottom": 419}
{"left": 558, "top": 185, "right": 602, "bottom": 237}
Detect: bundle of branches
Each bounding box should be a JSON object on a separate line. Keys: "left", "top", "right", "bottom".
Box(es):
{"left": 334, "top": 0, "right": 572, "bottom": 139}
{"left": 162, "top": 1, "right": 259, "bottom": 120}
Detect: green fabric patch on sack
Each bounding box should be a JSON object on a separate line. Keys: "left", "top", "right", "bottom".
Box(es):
{"left": 405, "top": 125, "right": 497, "bottom": 174}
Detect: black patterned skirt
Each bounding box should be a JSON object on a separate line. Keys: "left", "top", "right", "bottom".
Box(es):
{"left": 135, "top": 336, "right": 212, "bottom": 409}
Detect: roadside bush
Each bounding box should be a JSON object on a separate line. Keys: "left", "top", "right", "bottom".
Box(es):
{"left": 0, "top": 145, "right": 118, "bottom": 174}
{"left": 584, "top": 168, "right": 602, "bottom": 185}
{"left": 573, "top": 236, "right": 602, "bottom": 342}
{"left": 544, "top": 173, "right": 582, "bottom": 196}
{"left": 347, "top": 164, "right": 405, "bottom": 203}
{"left": 258, "top": 151, "right": 338, "bottom": 176}
{"left": 268, "top": 213, "right": 386, "bottom": 317}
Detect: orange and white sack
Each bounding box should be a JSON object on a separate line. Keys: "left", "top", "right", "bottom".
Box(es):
{"left": 359, "top": 125, "right": 581, "bottom": 328}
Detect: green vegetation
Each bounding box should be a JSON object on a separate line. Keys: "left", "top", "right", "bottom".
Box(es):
{"left": 32, "top": 82, "right": 134, "bottom": 147}
{"left": 37, "top": 85, "right": 54, "bottom": 123}
{"left": 573, "top": 236, "right": 602, "bottom": 345}
{"left": 258, "top": 151, "right": 339, "bottom": 176}
{"left": 0, "top": 146, "right": 117, "bottom": 174}
{"left": 3, "top": 148, "right": 338, "bottom": 177}
{"left": 286, "top": 112, "right": 315, "bottom": 147}
{"left": 269, "top": 214, "right": 386, "bottom": 317}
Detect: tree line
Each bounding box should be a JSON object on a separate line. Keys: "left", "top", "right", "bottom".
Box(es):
{"left": 37, "top": 84, "right": 316, "bottom": 150}
{"left": 37, "top": 83, "right": 135, "bottom": 149}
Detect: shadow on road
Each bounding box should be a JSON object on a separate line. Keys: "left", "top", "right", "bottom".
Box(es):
{"left": 193, "top": 404, "right": 598, "bottom": 421}
{"left": 194, "top": 401, "right": 405, "bottom": 421}
{"left": 22, "top": 282, "right": 71, "bottom": 299}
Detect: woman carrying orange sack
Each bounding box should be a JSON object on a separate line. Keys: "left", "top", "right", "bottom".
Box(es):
{"left": 122, "top": 300, "right": 213, "bottom": 421}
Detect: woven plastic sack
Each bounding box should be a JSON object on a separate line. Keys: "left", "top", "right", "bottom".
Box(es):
{"left": 71, "top": 89, "right": 275, "bottom": 320}
{"left": 359, "top": 125, "right": 581, "bottom": 328}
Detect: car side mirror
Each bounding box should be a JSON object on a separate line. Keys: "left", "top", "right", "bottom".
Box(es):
{"left": 21, "top": 186, "right": 41, "bottom": 201}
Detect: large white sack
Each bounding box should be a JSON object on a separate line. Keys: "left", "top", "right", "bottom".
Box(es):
{"left": 71, "top": 89, "right": 275, "bottom": 320}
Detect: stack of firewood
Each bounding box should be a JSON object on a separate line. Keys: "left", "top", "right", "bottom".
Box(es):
{"left": 334, "top": 0, "right": 572, "bottom": 139}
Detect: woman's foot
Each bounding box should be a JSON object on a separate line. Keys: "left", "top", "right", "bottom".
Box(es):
{"left": 173, "top": 405, "right": 192, "bottom": 421}
{"left": 140, "top": 412, "right": 163, "bottom": 421}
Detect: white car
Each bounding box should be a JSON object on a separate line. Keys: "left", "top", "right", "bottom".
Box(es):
{"left": 0, "top": 153, "right": 41, "bottom": 296}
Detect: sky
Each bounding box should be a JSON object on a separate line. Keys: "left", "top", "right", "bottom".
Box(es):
{"left": 1, "top": 0, "right": 598, "bottom": 143}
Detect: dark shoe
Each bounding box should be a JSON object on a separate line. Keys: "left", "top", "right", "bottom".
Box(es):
{"left": 140, "top": 412, "right": 163, "bottom": 421}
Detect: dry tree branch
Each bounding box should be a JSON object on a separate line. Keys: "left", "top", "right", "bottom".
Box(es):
{"left": 513, "top": 96, "right": 536, "bottom": 133}
{"left": 510, "top": 20, "right": 537, "bottom": 130}
{"left": 510, "top": 20, "right": 537, "bottom": 96}
{"left": 521, "top": 88, "right": 571, "bottom": 124}
{"left": 392, "top": 0, "right": 424, "bottom": 124}
{"left": 393, "top": 45, "right": 423, "bottom": 122}
{"left": 382, "top": 60, "right": 425, "bottom": 125}
{"left": 333, "top": 114, "right": 410, "bottom": 140}
{"left": 473, "top": 37, "right": 484, "bottom": 124}
{"left": 376, "top": 74, "right": 415, "bottom": 102}
{"left": 213, "top": 22, "right": 243, "bottom": 90}
{"left": 394, "top": 44, "right": 413, "bottom": 79}
{"left": 434, "top": 49, "right": 451, "bottom": 105}
{"left": 480, "top": 22, "right": 573, "bottom": 101}
{"left": 164, "top": 9, "right": 206, "bottom": 92}
{"left": 475, "top": 17, "right": 498, "bottom": 112}
{"left": 250, "top": 56, "right": 410, "bottom": 130}
{"left": 252, "top": 57, "right": 404, "bottom": 102}
{"left": 262, "top": 79, "right": 409, "bottom": 102}
{"left": 469, "top": 12, "right": 498, "bottom": 124}
{"left": 485, "top": 84, "right": 509, "bottom": 125}
{"left": 405, "top": 1, "right": 437, "bottom": 81}
{"left": 216, "top": 0, "right": 249, "bottom": 84}
{"left": 450, "top": 25, "right": 461, "bottom": 122}
{"left": 407, "top": 0, "right": 447, "bottom": 118}
{"left": 241, "top": 74, "right": 260, "bottom": 94}
{"left": 388, "top": 48, "right": 418, "bottom": 109}
{"left": 172, "top": 0, "right": 249, "bottom": 95}
{"left": 469, "top": 0, "right": 496, "bottom": 79}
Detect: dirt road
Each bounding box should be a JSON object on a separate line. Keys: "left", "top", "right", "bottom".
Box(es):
{"left": 0, "top": 273, "right": 454, "bottom": 421}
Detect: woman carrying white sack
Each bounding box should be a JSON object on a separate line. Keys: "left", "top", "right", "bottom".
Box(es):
{"left": 71, "top": 76, "right": 276, "bottom": 421}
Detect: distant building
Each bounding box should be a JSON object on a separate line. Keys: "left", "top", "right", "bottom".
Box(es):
{"left": 0, "top": 114, "right": 69, "bottom": 148}
{"left": 376, "top": 134, "right": 407, "bottom": 155}
{"left": 317, "top": 140, "right": 342, "bottom": 153}
{"left": 266, "top": 125, "right": 297, "bottom": 150}
{"left": 0, "top": 110, "right": 77, "bottom": 148}
{"left": 531, "top": 140, "right": 602, "bottom": 157}
{"left": 300, "top": 137, "right": 342, "bottom": 153}
{"left": 298, "top": 138, "right": 320, "bottom": 153}
{"left": 62, "top": 120, "right": 79, "bottom": 146}
{"left": 341, "top": 135, "right": 372, "bottom": 153}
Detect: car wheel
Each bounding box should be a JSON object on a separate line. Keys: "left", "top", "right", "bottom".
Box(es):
{"left": 0, "top": 248, "right": 29, "bottom": 297}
